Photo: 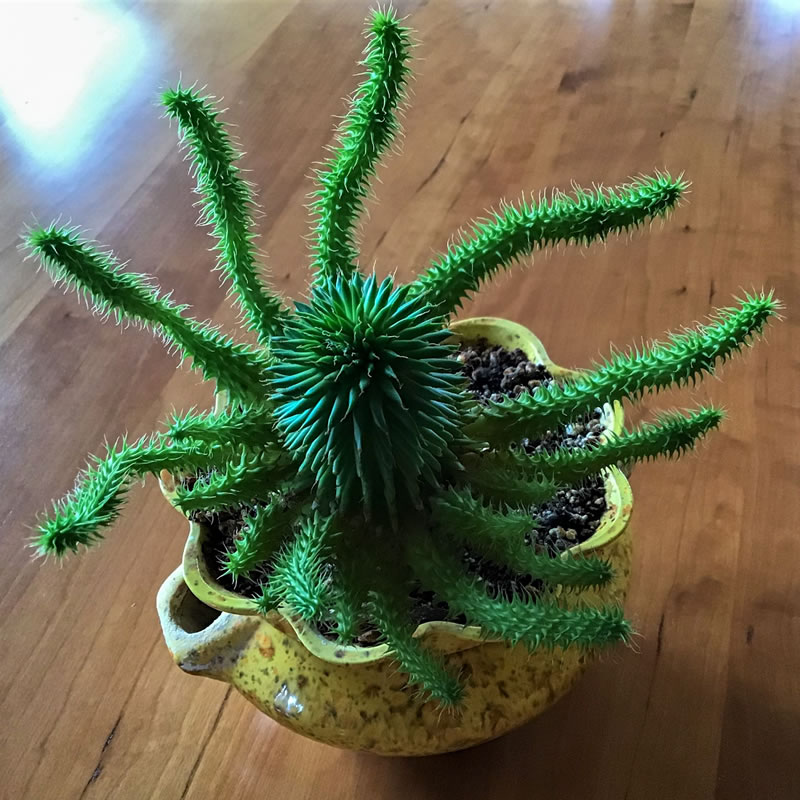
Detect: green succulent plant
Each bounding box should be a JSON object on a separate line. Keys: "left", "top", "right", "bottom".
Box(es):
{"left": 25, "top": 8, "right": 779, "bottom": 707}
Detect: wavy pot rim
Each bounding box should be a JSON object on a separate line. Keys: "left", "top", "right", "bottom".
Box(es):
{"left": 159, "top": 316, "right": 633, "bottom": 666}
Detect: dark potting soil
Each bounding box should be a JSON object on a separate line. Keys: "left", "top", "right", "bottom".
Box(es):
{"left": 191, "top": 338, "right": 609, "bottom": 639}
{"left": 191, "top": 504, "right": 266, "bottom": 599}
{"left": 456, "top": 338, "right": 608, "bottom": 552}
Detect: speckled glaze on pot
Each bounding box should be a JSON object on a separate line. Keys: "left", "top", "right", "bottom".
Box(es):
{"left": 156, "top": 318, "right": 634, "bottom": 755}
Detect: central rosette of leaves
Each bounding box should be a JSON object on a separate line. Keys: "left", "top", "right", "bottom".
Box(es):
{"left": 271, "top": 274, "right": 467, "bottom": 523}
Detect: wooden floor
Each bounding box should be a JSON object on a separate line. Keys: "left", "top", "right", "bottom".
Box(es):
{"left": 1, "top": 1, "right": 798, "bottom": 797}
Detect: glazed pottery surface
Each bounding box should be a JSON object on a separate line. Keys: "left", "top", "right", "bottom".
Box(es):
{"left": 157, "top": 318, "right": 634, "bottom": 755}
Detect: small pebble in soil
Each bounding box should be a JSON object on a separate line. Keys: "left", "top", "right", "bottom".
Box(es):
{"left": 456, "top": 342, "right": 553, "bottom": 404}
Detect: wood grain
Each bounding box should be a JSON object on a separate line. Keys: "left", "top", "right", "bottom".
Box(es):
{"left": 1, "top": 1, "right": 798, "bottom": 798}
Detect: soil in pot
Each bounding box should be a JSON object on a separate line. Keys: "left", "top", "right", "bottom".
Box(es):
{"left": 186, "top": 339, "right": 609, "bottom": 642}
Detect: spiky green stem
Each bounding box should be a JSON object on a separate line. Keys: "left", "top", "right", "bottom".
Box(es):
{"left": 330, "top": 586, "right": 365, "bottom": 643}
{"left": 434, "top": 488, "right": 534, "bottom": 539}
{"left": 163, "top": 87, "right": 284, "bottom": 343}
{"left": 501, "top": 405, "right": 725, "bottom": 486}
{"left": 410, "top": 535, "right": 631, "bottom": 650}
{"left": 460, "top": 459, "right": 560, "bottom": 506}
{"left": 26, "top": 226, "right": 266, "bottom": 403}
{"left": 174, "top": 448, "right": 288, "bottom": 512}
{"left": 271, "top": 274, "right": 465, "bottom": 523}
{"left": 309, "top": 9, "right": 412, "bottom": 282}
{"left": 220, "top": 497, "right": 298, "bottom": 580}
{"left": 472, "top": 293, "right": 779, "bottom": 447}
{"left": 326, "top": 536, "right": 370, "bottom": 641}
{"left": 264, "top": 516, "right": 333, "bottom": 619}
{"left": 369, "top": 587, "right": 464, "bottom": 708}
{"left": 432, "top": 489, "right": 613, "bottom": 588}
{"left": 35, "top": 439, "right": 224, "bottom": 557}
{"left": 168, "top": 404, "right": 277, "bottom": 449}
{"left": 413, "top": 173, "right": 687, "bottom": 317}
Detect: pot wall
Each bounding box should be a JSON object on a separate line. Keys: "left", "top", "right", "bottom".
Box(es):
{"left": 157, "top": 317, "right": 634, "bottom": 755}
{"left": 158, "top": 511, "right": 631, "bottom": 755}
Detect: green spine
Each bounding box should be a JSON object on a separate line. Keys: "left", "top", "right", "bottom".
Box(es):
{"left": 413, "top": 173, "right": 687, "bottom": 316}
{"left": 163, "top": 87, "right": 284, "bottom": 343}
{"left": 309, "top": 9, "right": 412, "bottom": 282}
{"left": 26, "top": 226, "right": 266, "bottom": 403}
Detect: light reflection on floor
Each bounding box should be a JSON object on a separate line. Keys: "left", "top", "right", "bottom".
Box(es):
{"left": 0, "top": 0, "right": 149, "bottom": 171}
{"left": 766, "top": 0, "right": 800, "bottom": 14}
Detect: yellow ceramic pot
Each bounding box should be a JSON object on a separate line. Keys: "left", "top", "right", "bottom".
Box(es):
{"left": 156, "top": 317, "right": 634, "bottom": 756}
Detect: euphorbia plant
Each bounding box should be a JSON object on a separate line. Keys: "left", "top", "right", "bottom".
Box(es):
{"left": 25, "top": 9, "right": 778, "bottom": 707}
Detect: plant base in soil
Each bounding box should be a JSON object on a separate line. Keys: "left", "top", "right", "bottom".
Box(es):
{"left": 191, "top": 339, "right": 610, "bottom": 643}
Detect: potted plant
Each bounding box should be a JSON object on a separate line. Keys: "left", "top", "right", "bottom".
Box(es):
{"left": 25, "top": 8, "right": 779, "bottom": 755}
